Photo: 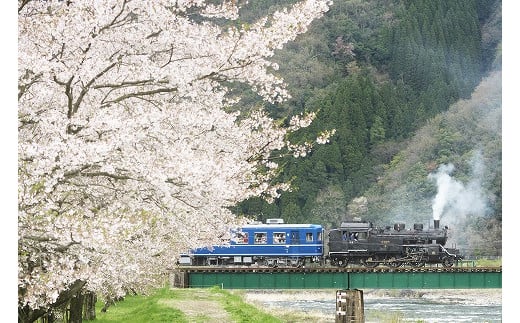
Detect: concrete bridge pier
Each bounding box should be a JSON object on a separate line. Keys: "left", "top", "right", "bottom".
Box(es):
{"left": 335, "top": 289, "right": 364, "bottom": 323}
{"left": 170, "top": 269, "right": 189, "bottom": 288}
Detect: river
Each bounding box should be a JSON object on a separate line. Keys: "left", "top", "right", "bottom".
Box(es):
{"left": 243, "top": 289, "right": 502, "bottom": 322}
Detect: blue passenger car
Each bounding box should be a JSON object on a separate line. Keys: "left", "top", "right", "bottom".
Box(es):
{"left": 180, "top": 219, "right": 324, "bottom": 267}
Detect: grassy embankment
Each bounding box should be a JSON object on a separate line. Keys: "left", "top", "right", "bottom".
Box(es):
{"left": 93, "top": 286, "right": 283, "bottom": 323}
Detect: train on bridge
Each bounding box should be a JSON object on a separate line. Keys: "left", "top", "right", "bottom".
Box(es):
{"left": 178, "top": 218, "right": 463, "bottom": 268}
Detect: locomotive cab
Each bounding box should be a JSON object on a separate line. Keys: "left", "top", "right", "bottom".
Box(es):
{"left": 328, "top": 221, "right": 373, "bottom": 266}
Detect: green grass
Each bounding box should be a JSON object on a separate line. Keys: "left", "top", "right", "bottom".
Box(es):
{"left": 92, "top": 287, "right": 282, "bottom": 323}
{"left": 212, "top": 287, "right": 283, "bottom": 323}
{"left": 94, "top": 288, "right": 187, "bottom": 322}
{"left": 474, "top": 258, "right": 502, "bottom": 267}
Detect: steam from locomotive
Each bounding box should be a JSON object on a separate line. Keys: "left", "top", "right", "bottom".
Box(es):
{"left": 427, "top": 157, "right": 488, "bottom": 250}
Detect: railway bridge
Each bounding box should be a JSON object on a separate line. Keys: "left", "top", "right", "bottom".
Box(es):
{"left": 173, "top": 266, "right": 501, "bottom": 322}
{"left": 173, "top": 266, "right": 502, "bottom": 289}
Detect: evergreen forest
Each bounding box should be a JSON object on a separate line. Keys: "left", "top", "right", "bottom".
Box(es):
{"left": 232, "top": 0, "right": 502, "bottom": 257}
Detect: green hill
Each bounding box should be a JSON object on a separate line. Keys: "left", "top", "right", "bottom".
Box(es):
{"left": 233, "top": 0, "right": 502, "bottom": 257}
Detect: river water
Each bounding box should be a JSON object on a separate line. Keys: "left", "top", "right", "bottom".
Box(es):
{"left": 243, "top": 289, "right": 502, "bottom": 322}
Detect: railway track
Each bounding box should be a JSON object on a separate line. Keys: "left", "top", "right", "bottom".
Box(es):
{"left": 177, "top": 266, "right": 502, "bottom": 274}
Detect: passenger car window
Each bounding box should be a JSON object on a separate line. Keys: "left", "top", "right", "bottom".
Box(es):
{"left": 234, "top": 231, "right": 248, "bottom": 244}
{"left": 273, "top": 232, "right": 286, "bottom": 244}
{"left": 254, "top": 232, "right": 267, "bottom": 244}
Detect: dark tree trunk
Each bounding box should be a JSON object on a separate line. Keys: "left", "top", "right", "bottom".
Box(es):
{"left": 41, "top": 310, "right": 57, "bottom": 323}
{"left": 82, "top": 292, "right": 97, "bottom": 320}
{"left": 18, "top": 280, "right": 86, "bottom": 323}
{"left": 18, "top": 307, "right": 46, "bottom": 323}
{"left": 69, "top": 292, "right": 84, "bottom": 323}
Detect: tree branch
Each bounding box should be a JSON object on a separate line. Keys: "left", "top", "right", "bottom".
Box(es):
{"left": 18, "top": 0, "right": 32, "bottom": 13}
{"left": 98, "top": 0, "right": 130, "bottom": 35}
{"left": 102, "top": 87, "right": 178, "bottom": 105}
{"left": 80, "top": 171, "right": 132, "bottom": 180}
{"left": 93, "top": 78, "right": 168, "bottom": 89}
{"left": 63, "top": 165, "right": 133, "bottom": 181}
{"left": 23, "top": 234, "right": 81, "bottom": 253}
{"left": 18, "top": 71, "right": 43, "bottom": 100}
{"left": 72, "top": 61, "right": 119, "bottom": 115}
{"left": 53, "top": 75, "right": 75, "bottom": 118}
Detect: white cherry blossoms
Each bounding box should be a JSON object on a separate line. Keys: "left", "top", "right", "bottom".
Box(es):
{"left": 18, "top": 0, "right": 333, "bottom": 312}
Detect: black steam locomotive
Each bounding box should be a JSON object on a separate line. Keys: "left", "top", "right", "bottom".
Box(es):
{"left": 328, "top": 219, "right": 463, "bottom": 268}
{"left": 179, "top": 219, "right": 463, "bottom": 268}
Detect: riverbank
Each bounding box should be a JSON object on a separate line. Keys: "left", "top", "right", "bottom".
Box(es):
{"left": 241, "top": 289, "right": 502, "bottom": 322}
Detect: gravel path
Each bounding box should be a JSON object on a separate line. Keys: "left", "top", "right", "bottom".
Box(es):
{"left": 159, "top": 289, "right": 233, "bottom": 322}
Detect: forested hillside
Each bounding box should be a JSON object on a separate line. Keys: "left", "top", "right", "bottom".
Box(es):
{"left": 233, "top": 0, "right": 502, "bottom": 256}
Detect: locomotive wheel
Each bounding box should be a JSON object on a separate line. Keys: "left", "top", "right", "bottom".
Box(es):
{"left": 362, "top": 257, "right": 379, "bottom": 268}
{"left": 337, "top": 259, "right": 348, "bottom": 268}
{"left": 409, "top": 261, "right": 426, "bottom": 268}
{"left": 333, "top": 257, "right": 348, "bottom": 267}
{"left": 388, "top": 257, "right": 402, "bottom": 268}
{"left": 442, "top": 256, "right": 454, "bottom": 267}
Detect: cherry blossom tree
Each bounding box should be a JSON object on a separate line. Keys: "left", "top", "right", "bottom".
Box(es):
{"left": 18, "top": 0, "right": 333, "bottom": 320}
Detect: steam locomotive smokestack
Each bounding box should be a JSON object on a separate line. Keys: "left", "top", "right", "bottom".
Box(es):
{"left": 434, "top": 219, "right": 440, "bottom": 229}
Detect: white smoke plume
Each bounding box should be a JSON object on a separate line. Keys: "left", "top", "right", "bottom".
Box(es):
{"left": 428, "top": 151, "right": 487, "bottom": 225}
